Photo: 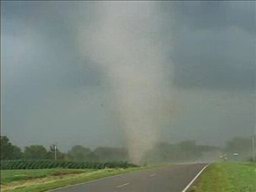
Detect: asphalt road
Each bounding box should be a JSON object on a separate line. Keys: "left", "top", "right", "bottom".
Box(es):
{"left": 52, "top": 163, "right": 207, "bottom": 192}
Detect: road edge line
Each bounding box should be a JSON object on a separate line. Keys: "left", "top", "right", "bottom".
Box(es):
{"left": 181, "top": 164, "right": 209, "bottom": 192}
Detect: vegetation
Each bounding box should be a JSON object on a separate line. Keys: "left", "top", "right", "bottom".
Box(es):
{"left": 0, "top": 136, "right": 23, "bottom": 160}
{"left": 67, "top": 145, "right": 93, "bottom": 161}
{"left": 191, "top": 163, "right": 256, "bottom": 192}
{"left": 0, "top": 160, "right": 136, "bottom": 170}
{"left": 23, "top": 146, "right": 48, "bottom": 160}
{"left": 224, "top": 137, "right": 253, "bottom": 161}
{"left": 144, "top": 141, "right": 219, "bottom": 162}
{"left": 1, "top": 167, "right": 143, "bottom": 192}
{"left": 0, "top": 136, "right": 129, "bottom": 162}
{"left": 1, "top": 136, "right": 255, "bottom": 192}
{"left": 1, "top": 169, "right": 88, "bottom": 184}
{"left": 94, "top": 147, "right": 129, "bottom": 161}
{"left": 1, "top": 135, "right": 254, "bottom": 164}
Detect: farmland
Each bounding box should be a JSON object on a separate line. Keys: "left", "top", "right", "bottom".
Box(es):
{"left": 2, "top": 162, "right": 256, "bottom": 192}
{"left": 0, "top": 160, "right": 136, "bottom": 170}
{"left": 1, "top": 167, "right": 144, "bottom": 192}
{"left": 0, "top": 159, "right": 140, "bottom": 192}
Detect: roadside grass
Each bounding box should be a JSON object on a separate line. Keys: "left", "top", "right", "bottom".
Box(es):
{"left": 191, "top": 162, "right": 256, "bottom": 192}
{"left": 1, "top": 169, "right": 90, "bottom": 184}
{"left": 0, "top": 167, "right": 146, "bottom": 192}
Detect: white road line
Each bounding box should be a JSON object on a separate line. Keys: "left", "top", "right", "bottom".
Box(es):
{"left": 116, "top": 182, "right": 130, "bottom": 188}
{"left": 149, "top": 173, "right": 156, "bottom": 177}
{"left": 181, "top": 164, "right": 209, "bottom": 192}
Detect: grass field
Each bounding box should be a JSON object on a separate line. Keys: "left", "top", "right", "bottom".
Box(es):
{"left": 191, "top": 162, "right": 256, "bottom": 192}
{"left": 1, "top": 169, "right": 90, "bottom": 184}
{"left": 1, "top": 167, "right": 143, "bottom": 192}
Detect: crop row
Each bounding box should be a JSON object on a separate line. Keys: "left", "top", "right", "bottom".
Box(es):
{"left": 0, "top": 160, "right": 137, "bottom": 170}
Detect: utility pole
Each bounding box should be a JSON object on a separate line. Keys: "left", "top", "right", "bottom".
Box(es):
{"left": 54, "top": 144, "right": 57, "bottom": 161}
{"left": 252, "top": 108, "right": 256, "bottom": 162}
{"left": 252, "top": 91, "right": 256, "bottom": 162}
{"left": 252, "top": 135, "right": 255, "bottom": 162}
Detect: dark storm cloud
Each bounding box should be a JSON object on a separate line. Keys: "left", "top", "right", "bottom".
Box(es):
{"left": 2, "top": 2, "right": 102, "bottom": 106}
{"left": 2, "top": 1, "right": 255, "bottom": 151}
{"left": 163, "top": 1, "right": 256, "bottom": 91}
{"left": 2, "top": 2, "right": 106, "bottom": 148}
{"left": 172, "top": 1, "right": 256, "bottom": 33}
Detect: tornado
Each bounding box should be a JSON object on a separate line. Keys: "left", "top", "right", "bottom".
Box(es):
{"left": 78, "top": 2, "right": 173, "bottom": 164}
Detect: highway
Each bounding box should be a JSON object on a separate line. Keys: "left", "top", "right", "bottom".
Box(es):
{"left": 52, "top": 163, "right": 207, "bottom": 192}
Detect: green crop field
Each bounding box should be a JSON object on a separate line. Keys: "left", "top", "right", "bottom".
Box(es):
{"left": 0, "top": 160, "right": 136, "bottom": 170}
{"left": 191, "top": 163, "right": 256, "bottom": 192}
{"left": 0, "top": 160, "right": 143, "bottom": 192}
{"left": 0, "top": 167, "right": 144, "bottom": 192}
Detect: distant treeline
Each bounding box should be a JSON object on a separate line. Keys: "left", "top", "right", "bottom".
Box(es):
{"left": 144, "top": 141, "right": 219, "bottom": 163}
{"left": 0, "top": 136, "right": 129, "bottom": 162}
{"left": 0, "top": 136, "right": 254, "bottom": 162}
{"left": 145, "top": 137, "right": 253, "bottom": 162}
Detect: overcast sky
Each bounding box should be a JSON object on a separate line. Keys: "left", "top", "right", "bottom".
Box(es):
{"left": 2, "top": 1, "right": 255, "bottom": 151}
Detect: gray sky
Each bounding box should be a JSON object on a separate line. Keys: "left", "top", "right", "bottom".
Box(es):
{"left": 2, "top": 1, "right": 255, "bottom": 152}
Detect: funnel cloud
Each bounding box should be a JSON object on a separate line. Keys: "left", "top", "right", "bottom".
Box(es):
{"left": 78, "top": 2, "right": 174, "bottom": 163}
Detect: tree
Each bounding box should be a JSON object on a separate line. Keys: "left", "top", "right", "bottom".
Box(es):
{"left": 0, "top": 136, "right": 23, "bottom": 160}
{"left": 11, "top": 145, "right": 23, "bottom": 159}
{"left": 94, "top": 147, "right": 128, "bottom": 161}
{"left": 144, "top": 141, "right": 211, "bottom": 163}
{"left": 67, "top": 145, "right": 91, "bottom": 161}
{"left": 225, "top": 137, "right": 251, "bottom": 160}
{"left": 24, "top": 145, "right": 48, "bottom": 159}
{"left": 225, "top": 137, "right": 251, "bottom": 152}
{"left": 85, "top": 152, "right": 99, "bottom": 162}
{"left": 47, "top": 145, "right": 65, "bottom": 160}
{"left": 177, "top": 140, "right": 201, "bottom": 160}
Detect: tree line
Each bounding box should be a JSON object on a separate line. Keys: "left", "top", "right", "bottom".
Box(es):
{"left": 1, "top": 136, "right": 254, "bottom": 162}
{"left": 0, "top": 136, "right": 128, "bottom": 162}
{"left": 144, "top": 137, "right": 254, "bottom": 162}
